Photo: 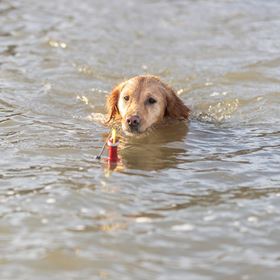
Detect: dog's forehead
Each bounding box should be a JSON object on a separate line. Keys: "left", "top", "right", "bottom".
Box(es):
{"left": 122, "top": 77, "right": 163, "bottom": 95}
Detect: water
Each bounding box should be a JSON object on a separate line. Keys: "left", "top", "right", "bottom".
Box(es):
{"left": 1, "top": 0, "right": 280, "bottom": 279}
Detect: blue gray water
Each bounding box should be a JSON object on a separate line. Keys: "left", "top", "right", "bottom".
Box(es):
{"left": 0, "top": 0, "right": 280, "bottom": 279}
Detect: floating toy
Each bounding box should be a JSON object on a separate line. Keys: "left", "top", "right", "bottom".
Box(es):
{"left": 96, "top": 129, "right": 120, "bottom": 165}
{"left": 107, "top": 128, "right": 119, "bottom": 163}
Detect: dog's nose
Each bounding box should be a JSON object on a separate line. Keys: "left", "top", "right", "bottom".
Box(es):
{"left": 126, "top": 115, "right": 140, "bottom": 128}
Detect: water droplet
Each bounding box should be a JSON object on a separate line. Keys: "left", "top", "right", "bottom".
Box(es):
{"left": 46, "top": 198, "right": 56, "bottom": 204}
{"left": 172, "top": 224, "right": 194, "bottom": 231}
{"left": 204, "top": 215, "right": 216, "bottom": 221}
{"left": 210, "top": 92, "right": 220, "bottom": 97}
{"left": 177, "top": 89, "right": 184, "bottom": 95}
{"left": 6, "top": 190, "right": 15, "bottom": 196}
{"left": 80, "top": 208, "right": 88, "bottom": 214}
{"left": 60, "top": 42, "right": 67, "bottom": 48}
{"left": 41, "top": 218, "right": 48, "bottom": 224}
{"left": 75, "top": 225, "right": 86, "bottom": 231}
{"left": 135, "top": 217, "right": 152, "bottom": 223}
{"left": 247, "top": 216, "right": 258, "bottom": 223}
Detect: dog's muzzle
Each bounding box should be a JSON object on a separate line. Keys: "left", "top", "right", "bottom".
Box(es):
{"left": 126, "top": 115, "right": 141, "bottom": 133}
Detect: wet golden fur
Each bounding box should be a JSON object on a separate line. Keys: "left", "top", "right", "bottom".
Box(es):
{"left": 106, "top": 75, "right": 190, "bottom": 135}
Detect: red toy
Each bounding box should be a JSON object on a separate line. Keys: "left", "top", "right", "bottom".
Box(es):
{"left": 107, "top": 129, "right": 119, "bottom": 163}
{"left": 96, "top": 129, "right": 120, "bottom": 169}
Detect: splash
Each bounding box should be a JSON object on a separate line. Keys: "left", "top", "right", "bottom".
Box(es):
{"left": 195, "top": 98, "right": 240, "bottom": 123}
{"left": 48, "top": 39, "right": 67, "bottom": 49}
{"left": 76, "top": 95, "right": 89, "bottom": 105}
{"left": 86, "top": 112, "right": 107, "bottom": 123}
{"left": 207, "top": 98, "right": 240, "bottom": 121}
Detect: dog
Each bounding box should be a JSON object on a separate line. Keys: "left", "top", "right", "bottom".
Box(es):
{"left": 106, "top": 75, "right": 190, "bottom": 135}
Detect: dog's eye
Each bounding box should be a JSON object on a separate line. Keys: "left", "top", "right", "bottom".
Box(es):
{"left": 124, "top": 96, "right": 129, "bottom": 101}
{"left": 148, "top": 97, "right": 157, "bottom": 104}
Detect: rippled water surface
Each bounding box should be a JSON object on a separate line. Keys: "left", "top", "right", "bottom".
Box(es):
{"left": 1, "top": 0, "right": 280, "bottom": 279}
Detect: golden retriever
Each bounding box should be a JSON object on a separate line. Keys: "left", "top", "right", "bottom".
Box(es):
{"left": 106, "top": 75, "right": 190, "bottom": 135}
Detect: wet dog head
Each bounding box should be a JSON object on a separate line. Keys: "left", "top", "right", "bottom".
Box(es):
{"left": 106, "top": 75, "right": 190, "bottom": 135}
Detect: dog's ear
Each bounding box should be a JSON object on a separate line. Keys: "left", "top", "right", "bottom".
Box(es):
{"left": 164, "top": 85, "right": 190, "bottom": 120}
{"left": 106, "top": 82, "right": 125, "bottom": 123}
